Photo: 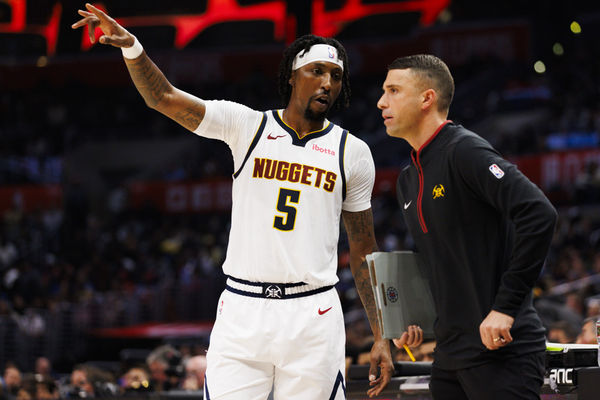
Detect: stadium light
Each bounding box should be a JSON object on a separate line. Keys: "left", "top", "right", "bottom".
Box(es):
{"left": 552, "top": 42, "right": 564, "bottom": 56}
{"left": 534, "top": 60, "right": 546, "bottom": 74}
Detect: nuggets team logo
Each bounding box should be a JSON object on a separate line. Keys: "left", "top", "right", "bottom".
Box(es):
{"left": 387, "top": 286, "right": 399, "bottom": 303}
{"left": 265, "top": 285, "right": 282, "bottom": 298}
{"left": 432, "top": 184, "right": 445, "bottom": 199}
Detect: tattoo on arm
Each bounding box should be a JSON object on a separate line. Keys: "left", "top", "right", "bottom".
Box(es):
{"left": 344, "top": 210, "right": 381, "bottom": 336}
{"left": 174, "top": 107, "right": 204, "bottom": 131}
{"left": 344, "top": 208, "right": 373, "bottom": 242}
{"left": 355, "top": 258, "right": 380, "bottom": 333}
{"left": 125, "top": 55, "right": 170, "bottom": 108}
{"left": 124, "top": 55, "right": 205, "bottom": 131}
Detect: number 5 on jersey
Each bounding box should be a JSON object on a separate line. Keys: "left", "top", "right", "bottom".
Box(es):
{"left": 274, "top": 188, "right": 301, "bottom": 231}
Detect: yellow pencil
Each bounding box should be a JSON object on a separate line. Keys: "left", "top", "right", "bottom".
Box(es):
{"left": 403, "top": 344, "right": 416, "bottom": 362}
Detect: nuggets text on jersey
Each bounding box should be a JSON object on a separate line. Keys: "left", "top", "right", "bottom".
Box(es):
{"left": 252, "top": 157, "right": 337, "bottom": 192}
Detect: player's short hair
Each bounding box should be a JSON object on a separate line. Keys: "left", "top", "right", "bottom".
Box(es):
{"left": 278, "top": 34, "right": 351, "bottom": 111}
{"left": 388, "top": 54, "right": 454, "bottom": 113}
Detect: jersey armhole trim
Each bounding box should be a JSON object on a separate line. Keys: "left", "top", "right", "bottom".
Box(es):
{"left": 338, "top": 129, "right": 348, "bottom": 201}
{"left": 232, "top": 112, "right": 267, "bottom": 179}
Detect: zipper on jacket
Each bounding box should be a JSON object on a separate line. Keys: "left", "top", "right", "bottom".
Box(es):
{"left": 411, "top": 151, "right": 428, "bottom": 233}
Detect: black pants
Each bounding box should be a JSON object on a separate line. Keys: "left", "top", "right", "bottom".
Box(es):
{"left": 429, "top": 351, "right": 545, "bottom": 400}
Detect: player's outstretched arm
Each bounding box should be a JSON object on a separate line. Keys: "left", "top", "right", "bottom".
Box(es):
{"left": 71, "top": 3, "right": 206, "bottom": 132}
{"left": 342, "top": 208, "right": 393, "bottom": 398}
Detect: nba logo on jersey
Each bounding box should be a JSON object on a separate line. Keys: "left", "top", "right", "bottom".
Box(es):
{"left": 488, "top": 163, "right": 505, "bottom": 179}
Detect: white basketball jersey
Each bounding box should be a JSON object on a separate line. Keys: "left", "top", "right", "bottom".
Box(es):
{"left": 194, "top": 100, "right": 375, "bottom": 286}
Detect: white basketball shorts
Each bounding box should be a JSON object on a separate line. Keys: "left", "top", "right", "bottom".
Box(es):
{"left": 204, "top": 279, "right": 346, "bottom": 400}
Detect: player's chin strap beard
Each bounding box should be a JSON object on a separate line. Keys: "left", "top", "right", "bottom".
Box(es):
{"left": 304, "top": 93, "right": 334, "bottom": 122}
{"left": 304, "top": 106, "right": 328, "bottom": 123}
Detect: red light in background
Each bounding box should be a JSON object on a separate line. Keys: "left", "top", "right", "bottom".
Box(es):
{"left": 0, "top": 0, "right": 61, "bottom": 55}
{"left": 80, "top": 2, "right": 107, "bottom": 51}
{"left": 0, "top": 0, "right": 26, "bottom": 31}
{"left": 43, "top": 2, "right": 61, "bottom": 55}
{"left": 312, "top": 0, "right": 450, "bottom": 37}
{"left": 81, "top": 0, "right": 287, "bottom": 51}
{"left": 0, "top": 0, "right": 451, "bottom": 56}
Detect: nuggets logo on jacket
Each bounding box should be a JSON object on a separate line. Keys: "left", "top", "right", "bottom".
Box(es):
{"left": 432, "top": 184, "right": 445, "bottom": 199}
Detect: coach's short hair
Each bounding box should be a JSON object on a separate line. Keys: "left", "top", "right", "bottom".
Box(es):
{"left": 388, "top": 54, "right": 454, "bottom": 113}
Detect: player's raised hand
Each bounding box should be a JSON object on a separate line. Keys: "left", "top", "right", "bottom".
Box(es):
{"left": 71, "top": 3, "right": 134, "bottom": 48}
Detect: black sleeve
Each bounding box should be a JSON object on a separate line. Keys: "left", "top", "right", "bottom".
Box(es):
{"left": 453, "top": 135, "right": 557, "bottom": 317}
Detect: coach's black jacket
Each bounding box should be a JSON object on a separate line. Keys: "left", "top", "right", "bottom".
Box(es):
{"left": 397, "top": 121, "right": 557, "bottom": 370}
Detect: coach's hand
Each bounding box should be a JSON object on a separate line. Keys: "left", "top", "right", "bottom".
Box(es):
{"left": 71, "top": 3, "right": 134, "bottom": 48}
{"left": 392, "top": 324, "right": 423, "bottom": 350}
{"left": 367, "top": 338, "right": 393, "bottom": 398}
{"left": 480, "top": 310, "right": 514, "bottom": 350}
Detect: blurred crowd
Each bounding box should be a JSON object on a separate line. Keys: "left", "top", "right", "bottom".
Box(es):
{"left": 0, "top": 344, "right": 209, "bottom": 399}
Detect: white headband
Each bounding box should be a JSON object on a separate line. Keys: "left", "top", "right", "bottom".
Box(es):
{"left": 292, "top": 44, "right": 344, "bottom": 71}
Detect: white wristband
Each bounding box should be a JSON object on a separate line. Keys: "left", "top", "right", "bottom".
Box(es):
{"left": 121, "top": 37, "right": 144, "bottom": 59}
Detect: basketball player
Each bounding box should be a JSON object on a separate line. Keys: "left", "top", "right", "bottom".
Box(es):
{"left": 72, "top": 4, "right": 422, "bottom": 399}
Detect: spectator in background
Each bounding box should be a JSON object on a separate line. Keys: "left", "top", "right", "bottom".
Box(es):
{"left": 145, "top": 345, "right": 183, "bottom": 391}
{"left": 33, "top": 375, "right": 59, "bottom": 400}
{"left": 576, "top": 317, "right": 598, "bottom": 344}
{"left": 34, "top": 357, "right": 52, "bottom": 381}
{"left": 68, "top": 364, "right": 117, "bottom": 398}
{"left": 69, "top": 365, "right": 95, "bottom": 398}
{"left": 16, "top": 385, "right": 34, "bottom": 400}
{"left": 1, "top": 364, "right": 22, "bottom": 398}
{"left": 119, "top": 365, "right": 151, "bottom": 395}
{"left": 547, "top": 320, "right": 578, "bottom": 343}
{"left": 585, "top": 297, "right": 600, "bottom": 318}
{"left": 565, "top": 292, "right": 585, "bottom": 317}
{"left": 181, "top": 355, "right": 207, "bottom": 391}
{"left": 18, "top": 373, "right": 58, "bottom": 400}
{"left": 534, "top": 294, "right": 584, "bottom": 334}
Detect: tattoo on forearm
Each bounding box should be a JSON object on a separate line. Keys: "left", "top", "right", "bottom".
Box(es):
{"left": 344, "top": 209, "right": 380, "bottom": 334}
{"left": 355, "top": 259, "right": 379, "bottom": 332}
{"left": 174, "top": 107, "right": 204, "bottom": 131}
{"left": 125, "top": 56, "right": 170, "bottom": 107}
{"left": 345, "top": 209, "right": 374, "bottom": 242}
